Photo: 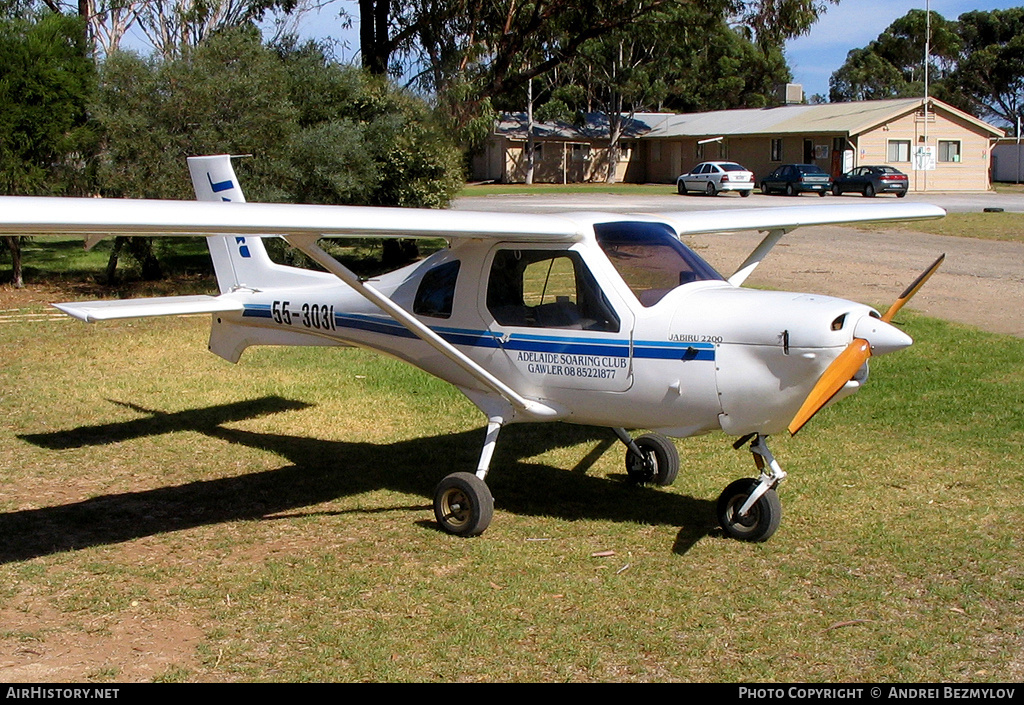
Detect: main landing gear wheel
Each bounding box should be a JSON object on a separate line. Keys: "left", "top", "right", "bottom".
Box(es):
{"left": 625, "top": 433, "right": 680, "bottom": 486}
{"left": 716, "top": 478, "right": 782, "bottom": 542}
{"left": 434, "top": 472, "right": 494, "bottom": 537}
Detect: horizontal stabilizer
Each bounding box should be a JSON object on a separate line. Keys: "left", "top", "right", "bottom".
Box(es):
{"left": 54, "top": 295, "right": 244, "bottom": 323}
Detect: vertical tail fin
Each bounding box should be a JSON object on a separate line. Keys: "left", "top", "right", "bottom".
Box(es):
{"left": 187, "top": 154, "right": 275, "bottom": 294}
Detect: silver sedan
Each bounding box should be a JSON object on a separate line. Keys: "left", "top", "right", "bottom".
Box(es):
{"left": 677, "top": 161, "right": 755, "bottom": 197}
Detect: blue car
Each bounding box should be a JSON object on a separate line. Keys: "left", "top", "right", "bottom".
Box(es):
{"left": 760, "top": 164, "right": 832, "bottom": 197}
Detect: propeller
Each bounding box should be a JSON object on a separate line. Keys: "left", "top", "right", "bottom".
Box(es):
{"left": 788, "top": 254, "right": 945, "bottom": 436}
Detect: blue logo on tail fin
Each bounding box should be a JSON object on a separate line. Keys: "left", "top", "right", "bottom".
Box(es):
{"left": 208, "top": 173, "right": 234, "bottom": 201}
{"left": 235, "top": 237, "right": 251, "bottom": 258}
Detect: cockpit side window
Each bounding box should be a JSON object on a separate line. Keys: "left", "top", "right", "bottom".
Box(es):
{"left": 414, "top": 260, "right": 460, "bottom": 319}
{"left": 595, "top": 221, "right": 724, "bottom": 307}
{"left": 486, "top": 249, "right": 620, "bottom": 332}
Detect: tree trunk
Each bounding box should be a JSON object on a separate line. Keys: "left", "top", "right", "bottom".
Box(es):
{"left": 6, "top": 236, "right": 24, "bottom": 289}
{"left": 359, "top": 0, "right": 391, "bottom": 75}
{"left": 105, "top": 236, "right": 124, "bottom": 284}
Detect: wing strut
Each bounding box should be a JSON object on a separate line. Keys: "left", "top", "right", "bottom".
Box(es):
{"left": 285, "top": 234, "right": 561, "bottom": 421}
{"left": 727, "top": 228, "right": 788, "bottom": 287}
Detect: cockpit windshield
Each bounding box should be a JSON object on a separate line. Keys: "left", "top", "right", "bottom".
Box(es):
{"left": 595, "top": 221, "right": 724, "bottom": 307}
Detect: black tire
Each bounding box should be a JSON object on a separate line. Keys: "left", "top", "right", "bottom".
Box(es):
{"left": 677, "top": 180, "right": 687, "bottom": 195}
{"left": 761, "top": 182, "right": 770, "bottom": 195}
{"left": 896, "top": 190, "right": 907, "bottom": 198}
{"left": 706, "top": 182, "right": 716, "bottom": 196}
{"left": 625, "top": 433, "right": 680, "bottom": 486}
{"left": 865, "top": 183, "right": 876, "bottom": 198}
{"left": 434, "top": 472, "right": 494, "bottom": 537}
{"left": 740, "top": 190, "right": 751, "bottom": 198}
{"left": 818, "top": 190, "right": 827, "bottom": 197}
{"left": 716, "top": 478, "right": 782, "bottom": 542}
{"left": 785, "top": 183, "right": 796, "bottom": 196}
{"left": 832, "top": 184, "right": 841, "bottom": 196}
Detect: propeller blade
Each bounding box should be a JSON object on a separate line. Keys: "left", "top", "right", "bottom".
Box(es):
{"left": 882, "top": 253, "right": 945, "bottom": 323}
{"left": 788, "top": 338, "right": 871, "bottom": 436}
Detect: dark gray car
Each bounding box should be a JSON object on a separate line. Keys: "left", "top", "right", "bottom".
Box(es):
{"left": 760, "top": 164, "right": 832, "bottom": 197}
{"left": 832, "top": 165, "right": 909, "bottom": 197}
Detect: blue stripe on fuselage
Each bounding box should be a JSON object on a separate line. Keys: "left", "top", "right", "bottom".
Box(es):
{"left": 240, "top": 305, "right": 715, "bottom": 362}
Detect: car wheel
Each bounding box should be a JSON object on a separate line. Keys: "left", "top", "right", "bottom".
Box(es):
{"left": 760, "top": 182, "right": 770, "bottom": 195}
{"left": 785, "top": 183, "right": 796, "bottom": 196}
{"left": 740, "top": 190, "right": 751, "bottom": 198}
{"left": 706, "top": 182, "right": 716, "bottom": 196}
{"left": 864, "top": 183, "right": 876, "bottom": 198}
{"left": 677, "top": 179, "right": 687, "bottom": 195}
{"left": 832, "top": 184, "right": 841, "bottom": 196}
{"left": 896, "top": 191, "right": 907, "bottom": 198}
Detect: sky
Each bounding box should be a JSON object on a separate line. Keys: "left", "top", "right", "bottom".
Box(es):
{"left": 784, "top": 0, "right": 1024, "bottom": 100}
{"left": 217, "top": 1, "right": 1024, "bottom": 103}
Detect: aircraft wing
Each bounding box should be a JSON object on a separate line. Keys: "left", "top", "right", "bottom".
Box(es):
{"left": 655, "top": 202, "right": 946, "bottom": 236}
{"left": 0, "top": 196, "right": 581, "bottom": 242}
{"left": 0, "top": 196, "right": 942, "bottom": 243}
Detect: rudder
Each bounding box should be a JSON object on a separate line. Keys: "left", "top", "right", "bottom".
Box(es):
{"left": 188, "top": 154, "right": 276, "bottom": 294}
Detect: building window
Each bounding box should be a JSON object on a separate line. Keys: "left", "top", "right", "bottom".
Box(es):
{"left": 770, "top": 138, "right": 782, "bottom": 162}
{"left": 938, "top": 140, "right": 961, "bottom": 163}
{"left": 887, "top": 139, "right": 911, "bottom": 162}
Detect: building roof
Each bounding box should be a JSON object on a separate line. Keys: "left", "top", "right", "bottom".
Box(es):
{"left": 643, "top": 97, "right": 1004, "bottom": 139}
{"left": 493, "top": 98, "right": 1004, "bottom": 144}
{"left": 494, "top": 112, "right": 672, "bottom": 141}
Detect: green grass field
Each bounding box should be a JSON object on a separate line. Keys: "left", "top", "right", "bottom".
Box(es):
{"left": 0, "top": 303, "right": 1021, "bottom": 681}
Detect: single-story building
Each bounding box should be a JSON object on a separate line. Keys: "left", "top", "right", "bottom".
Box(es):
{"left": 476, "top": 96, "right": 1005, "bottom": 192}
{"left": 472, "top": 112, "right": 669, "bottom": 184}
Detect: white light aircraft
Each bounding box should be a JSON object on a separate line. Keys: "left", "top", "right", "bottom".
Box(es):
{"left": 0, "top": 155, "right": 946, "bottom": 542}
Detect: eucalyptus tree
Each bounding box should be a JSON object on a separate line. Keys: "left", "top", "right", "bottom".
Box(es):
{"left": 0, "top": 12, "right": 95, "bottom": 287}
{"left": 947, "top": 8, "right": 1024, "bottom": 132}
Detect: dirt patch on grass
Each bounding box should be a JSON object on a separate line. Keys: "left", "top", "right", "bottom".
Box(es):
{"left": 0, "top": 598, "right": 203, "bottom": 682}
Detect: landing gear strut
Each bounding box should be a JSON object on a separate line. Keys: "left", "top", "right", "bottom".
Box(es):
{"left": 717, "top": 434, "right": 786, "bottom": 542}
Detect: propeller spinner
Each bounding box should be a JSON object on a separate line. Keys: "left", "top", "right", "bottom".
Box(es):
{"left": 788, "top": 254, "right": 945, "bottom": 435}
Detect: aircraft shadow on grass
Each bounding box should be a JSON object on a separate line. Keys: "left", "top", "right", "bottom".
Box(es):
{"left": 8, "top": 397, "right": 717, "bottom": 563}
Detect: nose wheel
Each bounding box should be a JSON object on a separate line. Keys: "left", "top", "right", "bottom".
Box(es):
{"left": 717, "top": 478, "right": 782, "bottom": 542}
{"left": 717, "top": 434, "right": 786, "bottom": 542}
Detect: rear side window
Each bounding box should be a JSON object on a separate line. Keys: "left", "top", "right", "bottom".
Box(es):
{"left": 414, "top": 260, "right": 460, "bottom": 319}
